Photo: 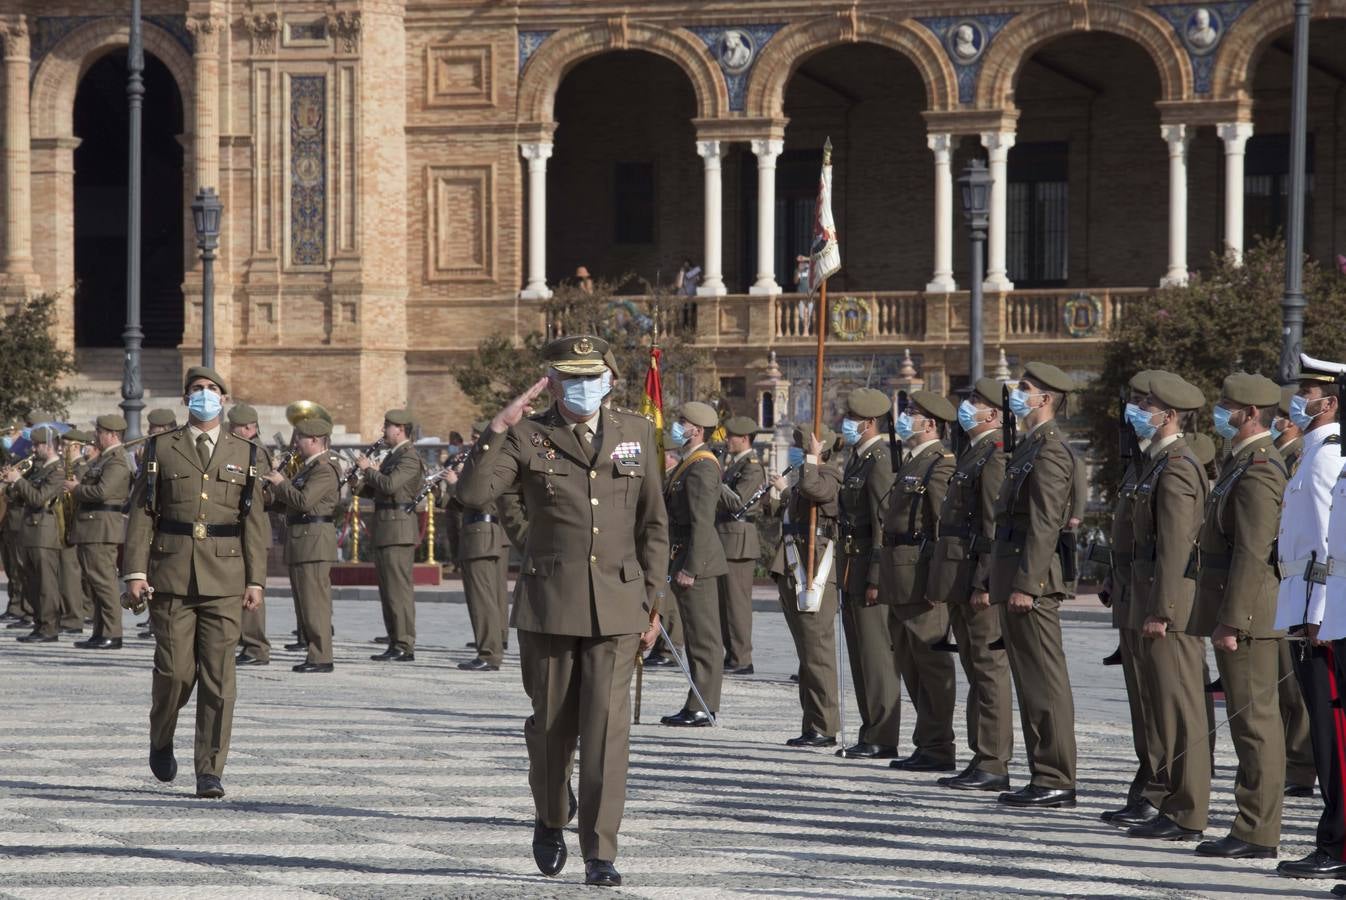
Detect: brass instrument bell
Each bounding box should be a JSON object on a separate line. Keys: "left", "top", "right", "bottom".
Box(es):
{"left": 286, "top": 400, "right": 332, "bottom": 426}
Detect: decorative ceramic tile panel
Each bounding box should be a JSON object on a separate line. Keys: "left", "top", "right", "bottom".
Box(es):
{"left": 518, "top": 30, "right": 555, "bottom": 72}
{"left": 917, "top": 13, "right": 1017, "bottom": 105}
{"left": 688, "top": 24, "right": 785, "bottom": 112}
{"left": 1150, "top": 2, "right": 1253, "bottom": 95}
{"left": 290, "top": 74, "right": 327, "bottom": 267}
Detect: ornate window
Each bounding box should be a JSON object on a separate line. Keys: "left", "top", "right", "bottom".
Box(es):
{"left": 1007, "top": 141, "right": 1068, "bottom": 287}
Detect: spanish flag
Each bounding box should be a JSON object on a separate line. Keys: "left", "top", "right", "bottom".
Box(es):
{"left": 639, "top": 346, "right": 664, "bottom": 463}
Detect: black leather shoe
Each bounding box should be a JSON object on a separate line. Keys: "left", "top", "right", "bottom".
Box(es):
{"left": 584, "top": 859, "right": 622, "bottom": 887}
{"left": 235, "top": 653, "right": 268, "bottom": 666}
{"left": 1102, "top": 645, "right": 1123, "bottom": 665}
{"left": 0, "top": 611, "right": 18, "bottom": 622}
{"left": 725, "top": 664, "right": 755, "bottom": 675}
{"left": 292, "top": 662, "right": 334, "bottom": 673}
{"left": 786, "top": 730, "right": 836, "bottom": 748}
{"left": 660, "top": 708, "right": 713, "bottom": 727}
{"left": 464, "top": 640, "right": 477, "bottom": 648}
{"left": 998, "top": 785, "right": 1076, "bottom": 808}
{"left": 76, "top": 636, "right": 123, "bottom": 650}
{"left": 1286, "top": 783, "right": 1315, "bottom": 798}
{"left": 458, "top": 657, "right": 499, "bottom": 671}
{"left": 568, "top": 784, "right": 578, "bottom": 825}
{"left": 60, "top": 627, "right": 83, "bottom": 635}
{"left": 1196, "top": 835, "right": 1277, "bottom": 859}
{"left": 149, "top": 746, "right": 177, "bottom": 783}
{"left": 1128, "top": 814, "right": 1202, "bottom": 841}
{"left": 1278, "top": 849, "right": 1346, "bottom": 878}
{"left": 371, "top": 648, "right": 415, "bottom": 662}
{"left": 284, "top": 642, "right": 305, "bottom": 652}
{"left": 1205, "top": 676, "right": 1224, "bottom": 694}
{"left": 942, "top": 769, "right": 1010, "bottom": 791}
{"left": 138, "top": 629, "right": 155, "bottom": 639}
{"left": 838, "top": 742, "right": 898, "bottom": 760}
{"left": 789, "top": 673, "right": 800, "bottom": 683}
{"left": 373, "top": 635, "right": 389, "bottom": 644}
{"left": 6, "top": 618, "right": 33, "bottom": 629}
{"left": 889, "top": 751, "right": 956, "bottom": 772}
{"left": 17, "top": 631, "right": 56, "bottom": 643}
{"left": 195, "top": 774, "right": 225, "bottom": 799}
{"left": 643, "top": 653, "right": 675, "bottom": 667}
{"left": 1104, "top": 799, "right": 1158, "bottom": 827}
{"left": 532, "top": 822, "right": 566, "bottom": 877}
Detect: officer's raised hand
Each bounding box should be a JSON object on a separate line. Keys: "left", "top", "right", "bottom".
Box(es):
{"left": 492, "top": 376, "right": 551, "bottom": 434}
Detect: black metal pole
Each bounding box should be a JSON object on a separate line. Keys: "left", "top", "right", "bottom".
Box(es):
{"left": 969, "top": 226, "right": 986, "bottom": 383}
{"left": 1279, "top": 0, "right": 1311, "bottom": 384}
{"left": 202, "top": 239, "right": 215, "bottom": 368}
{"left": 120, "top": 0, "right": 145, "bottom": 438}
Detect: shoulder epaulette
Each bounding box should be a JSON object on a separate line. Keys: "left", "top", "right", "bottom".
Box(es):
{"left": 1325, "top": 434, "right": 1341, "bottom": 445}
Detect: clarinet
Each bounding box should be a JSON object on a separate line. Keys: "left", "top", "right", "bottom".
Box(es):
{"left": 343, "top": 438, "right": 388, "bottom": 488}
{"left": 731, "top": 465, "right": 793, "bottom": 521}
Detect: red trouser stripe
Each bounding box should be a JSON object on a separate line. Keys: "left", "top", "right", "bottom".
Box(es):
{"left": 1326, "top": 646, "right": 1346, "bottom": 860}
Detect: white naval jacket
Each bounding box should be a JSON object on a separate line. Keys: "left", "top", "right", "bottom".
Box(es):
{"left": 1275, "top": 422, "right": 1342, "bottom": 632}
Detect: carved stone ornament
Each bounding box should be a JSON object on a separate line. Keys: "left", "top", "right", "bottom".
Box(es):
{"left": 327, "top": 10, "right": 361, "bottom": 53}
{"left": 243, "top": 12, "right": 279, "bottom": 54}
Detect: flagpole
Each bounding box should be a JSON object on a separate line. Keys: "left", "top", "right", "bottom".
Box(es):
{"left": 806, "top": 279, "right": 826, "bottom": 585}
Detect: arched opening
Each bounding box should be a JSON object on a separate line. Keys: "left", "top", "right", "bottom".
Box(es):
{"left": 73, "top": 51, "right": 184, "bottom": 348}
{"left": 548, "top": 51, "right": 702, "bottom": 292}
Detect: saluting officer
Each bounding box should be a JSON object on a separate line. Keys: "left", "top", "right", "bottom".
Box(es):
{"left": 1126, "top": 372, "right": 1210, "bottom": 841}
{"left": 263, "top": 416, "right": 342, "bottom": 673}
{"left": 70, "top": 414, "right": 132, "bottom": 649}
{"left": 358, "top": 409, "right": 425, "bottom": 662}
{"left": 987, "top": 361, "right": 1079, "bottom": 809}
{"left": 3, "top": 427, "right": 64, "bottom": 643}
{"left": 1190, "top": 373, "right": 1287, "bottom": 860}
{"left": 926, "top": 378, "right": 1010, "bottom": 792}
{"left": 661, "top": 401, "right": 729, "bottom": 727}
{"left": 456, "top": 335, "right": 668, "bottom": 887}
{"left": 123, "top": 365, "right": 269, "bottom": 799}
{"left": 836, "top": 388, "right": 899, "bottom": 760}
{"left": 717, "top": 415, "right": 766, "bottom": 675}
{"left": 231, "top": 405, "right": 275, "bottom": 666}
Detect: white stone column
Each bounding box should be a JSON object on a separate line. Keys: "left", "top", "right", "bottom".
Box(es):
{"left": 519, "top": 142, "right": 553, "bottom": 299}
{"left": 749, "top": 138, "right": 782, "bottom": 295}
{"left": 980, "top": 131, "right": 1015, "bottom": 292}
{"left": 1161, "top": 124, "right": 1191, "bottom": 287}
{"left": 1217, "top": 121, "right": 1253, "bottom": 265}
{"left": 2, "top": 20, "right": 33, "bottom": 276}
{"left": 926, "top": 133, "right": 955, "bottom": 293}
{"left": 697, "top": 140, "right": 727, "bottom": 297}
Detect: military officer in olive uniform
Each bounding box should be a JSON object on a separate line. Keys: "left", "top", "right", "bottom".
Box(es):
{"left": 661, "top": 401, "right": 729, "bottom": 726}
{"left": 927, "top": 378, "right": 1011, "bottom": 791}
{"left": 123, "top": 365, "right": 269, "bottom": 799}
{"left": 357, "top": 409, "right": 426, "bottom": 662}
{"left": 231, "top": 405, "right": 274, "bottom": 666}
{"left": 1126, "top": 371, "right": 1211, "bottom": 840}
{"left": 1190, "top": 373, "right": 1288, "bottom": 859}
{"left": 263, "top": 417, "right": 341, "bottom": 672}
{"left": 456, "top": 335, "right": 668, "bottom": 888}
{"left": 0, "top": 419, "right": 27, "bottom": 624}
{"left": 69, "top": 414, "right": 132, "bottom": 649}
{"left": 717, "top": 415, "right": 766, "bottom": 675}
{"left": 3, "top": 427, "right": 64, "bottom": 642}
{"left": 57, "top": 430, "right": 93, "bottom": 633}
{"left": 986, "top": 362, "right": 1079, "bottom": 808}
{"left": 446, "top": 436, "right": 513, "bottom": 672}
{"left": 836, "top": 387, "right": 900, "bottom": 759}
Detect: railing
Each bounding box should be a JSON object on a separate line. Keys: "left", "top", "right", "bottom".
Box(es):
{"left": 772, "top": 291, "right": 927, "bottom": 342}
{"left": 1003, "top": 287, "right": 1148, "bottom": 339}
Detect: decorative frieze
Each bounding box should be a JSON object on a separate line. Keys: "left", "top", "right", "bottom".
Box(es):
{"left": 289, "top": 74, "right": 327, "bottom": 267}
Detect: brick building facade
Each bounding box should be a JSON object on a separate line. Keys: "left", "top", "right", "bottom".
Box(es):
{"left": 0, "top": 0, "right": 1343, "bottom": 436}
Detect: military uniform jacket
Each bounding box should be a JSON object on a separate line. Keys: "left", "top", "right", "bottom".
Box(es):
{"left": 1108, "top": 459, "right": 1146, "bottom": 631}
{"left": 268, "top": 452, "right": 341, "bottom": 565}
{"left": 124, "top": 426, "right": 270, "bottom": 596}
{"left": 986, "top": 421, "right": 1076, "bottom": 601}
{"left": 360, "top": 441, "right": 425, "bottom": 547}
{"left": 1129, "top": 435, "right": 1209, "bottom": 629}
{"left": 927, "top": 433, "right": 1005, "bottom": 605}
{"left": 838, "top": 438, "right": 894, "bottom": 587}
{"left": 498, "top": 489, "right": 529, "bottom": 551}
{"left": 456, "top": 404, "right": 670, "bottom": 637}
{"left": 1190, "top": 434, "right": 1286, "bottom": 639}
{"left": 716, "top": 450, "right": 765, "bottom": 562}
{"left": 1279, "top": 436, "right": 1304, "bottom": 477}
{"left": 10, "top": 457, "right": 62, "bottom": 550}
{"left": 879, "top": 440, "right": 955, "bottom": 606}
{"left": 769, "top": 455, "right": 843, "bottom": 579}
{"left": 71, "top": 445, "right": 131, "bottom": 544}
{"left": 665, "top": 444, "right": 728, "bottom": 579}
{"left": 446, "top": 482, "right": 511, "bottom": 562}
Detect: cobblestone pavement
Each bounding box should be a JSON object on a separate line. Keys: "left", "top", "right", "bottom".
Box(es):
{"left": 0, "top": 582, "right": 1333, "bottom": 898}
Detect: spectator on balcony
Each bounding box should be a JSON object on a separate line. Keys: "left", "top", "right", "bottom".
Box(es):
{"left": 574, "top": 266, "right": 594, "bottom": 295}
{"left": 676, "top": 258, "right": 701, "bottom": 297}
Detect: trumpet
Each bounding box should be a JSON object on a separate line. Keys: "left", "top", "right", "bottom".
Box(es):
{"left": 1, "top": 453, "right": 34, "bottom": 475}
{"left": 343, "top": 438, "right": 388, "bottom": 488}
{"left": 272, "top": 431, "right": 300, "bottom": 477}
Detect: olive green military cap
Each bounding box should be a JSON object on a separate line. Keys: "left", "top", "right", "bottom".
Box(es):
{"left": 29, "top": 426, "right": 57, "bottom": 444}
{"left": 471, "top": 419, "right": 490, "bottom": 435}
{"left": 793, "top": 424, "right": 839, "bottom": 450}
{"left": 385, "top": 408, "right": 414, "bottom": 427}
{"left": 1279, "top": 385, "right": 1296, "bottom": 416}
{"left": 184, "top": 365, "right": 227, "bottom": 394}
{"left": 543, "top": 334, "right": 610, "bottom": 376}
{"left": 227, "top": 404, "right": 259, "bottom": 426}
{"left": 1189, "top": 432, "right": 1216, "bottom": 467}
{"left": 846, "top": 388, "right": 891, "bottom": 420}
{"left": 679, "top": 401, "right": 718, "bottom": 429}
{"left": 96, "top": 413, "right": 128, "bottom": 432}
{"left": 1222, "top": 372, "right": 1281, "bottom": 408}
{"left": 909, "top": 389, "right": 957, "bottom": 423}
{"left": 724, "top": 415, "right": 761, "bottom": 437}
{"left": 1148, "top": 372, "right": 1205, "bottom": 411}
{"left": 1128, "top": 370, "right": 1158, "bottom": 394}
{"left": 972, "top": 377, "right": 1003, "bottom": 407}
{"left": 64, "top": 429, "right": 92, "bottom": 444}
{"left": 295, "top": 417, "right": 332, "bottom": 438}
{"left": 1023, "top": 361, "right": 1077, "bottom": 393}
{"left": 602, "top": 348, "right": 622, "bottom": 380}
{"left": 146, "top": 408, "right": 178, "bottom": 428}
{"left": 24, "top": 411, "right": 54, "bottom": 427}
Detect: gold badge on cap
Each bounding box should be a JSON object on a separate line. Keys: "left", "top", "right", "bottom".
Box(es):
{"left": 574, "top": 337, "right": 593, "bottom": 355}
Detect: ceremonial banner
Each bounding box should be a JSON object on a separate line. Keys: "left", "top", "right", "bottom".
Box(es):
{"left": 639, "top": 346, "right": 665, "bottom": 462}
{"left": 808, "top": 139, "right": 841, "bottom": 294}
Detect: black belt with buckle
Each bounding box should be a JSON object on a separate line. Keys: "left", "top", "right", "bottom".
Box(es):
{"left": 286, "top": 514, "right": 334, "bottom": 525}
{"left": 883, "top": 532, "right": 925, "bottom": 547}
{"left": 79, "top": 503, "right": 126, "bottom": 513}
{"left": 936, "top": 524, "right": 970, "bottom": 540}
{"left": 463, "top": 513, "right": 497, "bottom": 525}
{"left": 158, "top": 519, "right": 241, "bottom": 539}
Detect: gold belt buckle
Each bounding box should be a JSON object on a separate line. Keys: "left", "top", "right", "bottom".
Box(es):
{"left": 192, "top": 522, "right": 207, "bottom": 540}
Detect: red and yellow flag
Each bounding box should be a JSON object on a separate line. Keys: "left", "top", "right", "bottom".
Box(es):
{"left": 639, "top": 346, "right": 664, "bottom": 462}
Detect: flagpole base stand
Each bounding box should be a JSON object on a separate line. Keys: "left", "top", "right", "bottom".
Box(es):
{"left": 797, "top": 588, "right": 822, "bottom": 613}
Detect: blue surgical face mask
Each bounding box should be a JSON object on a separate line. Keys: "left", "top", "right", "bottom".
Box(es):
{"left": 957, "top": 400, "right": 983, "bottom": 433}
{"left": 787, "top": 446, "right": 806, "bottom": 468}
{"left": 1289, "top": 394, "right": 1319, "bottom": 431}
{"left": 1126, "top": 404, "right": 1159, "bottom": 441}
{"left": 669, "top": 421, "right": 687, "bottom": 447}
{"left": 841, "top": 418, "right": 862, "bottom": 446}
{"left": 1270, "top": 418, "right": 1284, "bottom": 442}
{"left": 1008, "top": 388, "right": 1035, "bottom": 420}
{"left": 560, "top": 371, "right": 612, "bottom": 419}
{"left": 1212, "top": 405, "right": 1238, "bottom": 439}
{"left": 0, "top": 435, "right": 10, "bottom": 451}
{"left": 895, "top": 411, "right": 917, "bottom": 441}
{"left": 188, "top": 389, "right": 223, "bottom": 422}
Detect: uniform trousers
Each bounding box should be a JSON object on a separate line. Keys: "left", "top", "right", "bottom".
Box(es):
{"left": 1216, "top": 637, "right": 1284, "bottom": 846}
{"left": 674, "top": 576, "right": 724, "bottom": 713}
{"left": 1000, "top": 595, "right": 1077, "bottom": 789}
{"left": 238, "top": 600, "right": 271, "bottom": 661}
{"left": 1291, "top": 641, "right": 1346, "bottom": 858}
{"left": 21, "top": 546, "right": 60, "bottom": 637}
{"left": 59, "top": 544, "right": 88, "bottom": 629}
{"left": 776, "top": 574, "right": 840, "bottom": 737}
{"left": 889, "top": 602, "right": 956, "bottom": 763}
{"left": 463, "top": 552, "right": 508, "bottom": 665}
{"left": 519, "top": 629, "right": 638, "bottom": 863}
{"left": 1119, "top": 627, "right": 1165, "bottom": 808}
{"left": 718, "top": 557, "right": 755, "bottom": 667}
{"left": 841, "top": 598, "right": 901, "bottom": 747}
{"left": 292, "top": 561, "right": 334, "bottom": 665}
{"left": 79, "top": 543, "right": 123, "bottom": 639}
{"left": 949, "top": 600, "right": 1012, "bottom": 775}
{"left": 2, "top": 529, "right": 26, "bottom": 616}
{"left": 375, "top": 543, "right": 416, "bottom": 654}
{"left": 1138, "top": 631, "right": 1210, "bottom": 831}
{"left": 1280, "top": 638, "right": 1317, "bottom": 789}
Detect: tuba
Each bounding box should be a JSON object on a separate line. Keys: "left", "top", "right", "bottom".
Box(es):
{"left": 282, "top": 400, "right": 332, "bottom": 477}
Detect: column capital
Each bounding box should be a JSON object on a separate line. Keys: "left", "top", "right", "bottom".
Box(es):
{"left": 750, "top": 138, "right": 783, "bottom": 160}
{"left": 979, "top": 131, "right": 1015, "bottom": 156}
{"left": 519, "top": 142, "right": 554, "bottom": 162}
{"left": 1, "top": 16, "right": 29, "bottom": 57}
{"left": 696, "top": 140, "right": 725, "bottom": 161}
{"left": 1216, "top": 121, "right": 1254, "bottom": 151}
{"left": 927, "top": 133, "right": 953, "bottom": 158}
{"left": 186, "top": 14, "right": 226, "bottom": 54}
{"left": 1161, "top": 123, "right": 1190, "bottom": 151}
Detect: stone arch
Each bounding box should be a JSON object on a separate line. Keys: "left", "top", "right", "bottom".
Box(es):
{"left": 517, "top": 20, "right": 728, "bottom": 124}
{"left": 977, "top": 3, "right": 1192, "bottom": 108}
{"left": 744, "top": 13, "right": 959, "bottom": 116}
{"left": 1212, "top": 0, "right": 1346, "bottom": 101}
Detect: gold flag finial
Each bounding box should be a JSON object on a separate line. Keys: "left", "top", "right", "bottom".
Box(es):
{"left": 822, "top": 136, "right": 832, "bottom": 166}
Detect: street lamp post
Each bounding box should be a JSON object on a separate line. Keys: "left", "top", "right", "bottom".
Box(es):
{"left": 191, "top": 187, "right": 223, "bottom": 368}
{"left": 958, "top": 160, "right": 993, "bottom": 383}
{"left": 120, "top": 0, "right": 145, "bottom": 438}
{"left": 1279, "top": 0, "right": 1311, "bottom": 384}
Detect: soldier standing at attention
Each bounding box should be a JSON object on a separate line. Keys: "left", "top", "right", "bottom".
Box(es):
{"left": 986, "top": 362, "right": 1079, "bottom": 809}
{"left": 446, "top": 429, "right": 513, "bottom": 672}
{"left": 717, "top": 416, "right": 766, "bottom": 676}
{"left": 661, "top": 401, "right": 729, "bottom": 727}
{"left": 456, "top": 335, "right": 668, "bottom": 887}
{"left": 123, "top": 365, "right": 268, "bottom": 799}
{"left": 57, "top": 431, "right": 93, "bottom": 635}
{"left": 836, "top": 388, "right": 899, "bottom": 760}
{"left": 70, "top": 414, "right": 132, "bottom": 649}
{"left": 926, "top": 378, "right": 1010, "bottom": 791}
{"left": 263, "top": 417, "right": 341, "bottom": 673}
{"left": 357, "top": 410, "right": 425, "bottom": 662}
{"left": 231, "top": 405, "right": 274, "bottom": 666}
{"left": 0, "top": 419, "right": 27, "bottom": 626}
{"left": 4, "top": 427, "right": 64, "bottom": 643}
